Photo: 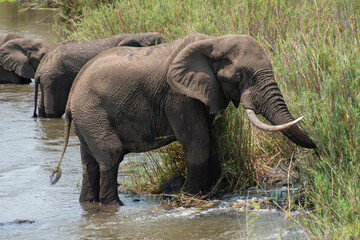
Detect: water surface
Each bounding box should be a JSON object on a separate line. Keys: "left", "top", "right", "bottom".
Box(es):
{"left": 0, "top": 2, "right": 60, "bottom": 42}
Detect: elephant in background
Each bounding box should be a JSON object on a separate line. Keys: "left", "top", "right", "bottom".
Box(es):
{"left": 0, "top": 32, "right": 24, "bottom": 46}
{"left": 0, "top": 36, "right": 50, "bottom": 84}
{"left": 33, "top": 32, "right": 165, "bottom": 118}
{"left": 51, "top": 33, "right": 316, "bottom": 206}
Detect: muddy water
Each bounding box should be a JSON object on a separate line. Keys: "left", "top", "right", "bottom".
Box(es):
{"left": 0, "top": 2, "right": 306, "bottom": 239}
{"left": 0, "top": 2, "right": 60, "bottom": 42}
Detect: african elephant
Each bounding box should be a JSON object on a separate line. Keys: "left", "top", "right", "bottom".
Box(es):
{"left": 33, "top": 32, "right": 165, "bottom": 118}
{"left": 51, "top": 33, "right": 316, "bottom": 206}
{"left": 0, "top": 37, "right": 50, "bottom": 84}
{"left": 0, "top": 32, "right": 24, "bottom": 46}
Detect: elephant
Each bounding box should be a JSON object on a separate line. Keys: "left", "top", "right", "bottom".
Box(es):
{"left": 0, "top": 32, "right": 24, "bottom": 46}
{"left": 33, "top": 32, "right": 165, "bottom": 118}
{"left": 50, "top": 33, "right": 316, "bottom": 206}
{"left": 0, "top": 37, "right": 50, "bottom": 84}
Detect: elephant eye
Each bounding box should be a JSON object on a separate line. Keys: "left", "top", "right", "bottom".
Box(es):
{"left": 235, "top": 72, "right": 243, "bottom": 80}
{"left": 221, "top": 57, "right": 231, "bottom": 66}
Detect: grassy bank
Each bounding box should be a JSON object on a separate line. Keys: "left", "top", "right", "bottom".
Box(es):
{"left": 53, "top": 0, "right": 359, "bottom": 238}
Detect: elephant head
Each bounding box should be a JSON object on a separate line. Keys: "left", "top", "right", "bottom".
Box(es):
{"left": 0, "top": 37, "right": 50, "bottom": 82}
{"left": 0, "top": 32, "right": 24, "bottom": 47}
{"left": 116, "top": 32, "right": 165, "bottom": 47}
{"left": 167, "top": 35, "right": 316, "bottom": 149}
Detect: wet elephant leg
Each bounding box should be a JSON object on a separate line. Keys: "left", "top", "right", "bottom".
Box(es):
{"left": 183, "top": 131, "right": 221, "bottom": 194}
{"left": 79, "top": 146, "right": 100, "bottom": 203}
{"left": 185, "top": 140, "right": 210, "bottom": 194}
{"left": 96, "top": 136, "right": 124, "bottom": 205}
{"left": 37, "top": 83, "right": 46, "bottom": 117}
{"left": 166, "top": 100, "right": 217, "bottom": 194}
{"left": 99, "top": 163, "right": 123, "bottom": 206}
{"left": 206, "top": 136, "right": 221, "bottom": 189}
{"left": 76, "top": 115, "right": 124, "bottom": 206}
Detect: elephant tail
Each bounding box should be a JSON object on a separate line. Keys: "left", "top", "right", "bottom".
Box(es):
{"left": 50, "top": 111, "right": 72, "bottom": 185}
{"left": 33, "top": 77, "right": 39, "bottom": 117}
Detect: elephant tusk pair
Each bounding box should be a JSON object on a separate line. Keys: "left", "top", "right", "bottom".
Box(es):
{"left": 245, "top": 109, "right": 303, "bottom": 132}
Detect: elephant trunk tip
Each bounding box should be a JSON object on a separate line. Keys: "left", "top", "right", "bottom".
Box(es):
{"left": 245, "top": 109, "right": 317, "bottom": 149}
{"left": 284, "top": 125, "right": 317, "bottom": 149}
{"left": 50, "top": 166, "right": 62, "bottom": 185}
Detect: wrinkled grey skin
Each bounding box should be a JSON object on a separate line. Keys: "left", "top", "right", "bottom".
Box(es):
{"left": 33, "top": 33, "right": 165, "bottom": 118}
{"left": 0, "top": 32, "right": 24, "bottom": 46}
{"left": 54, "top": 33, "right": 316, "bottom": 206}
{"left": 0, "top": 37, "right": 50, "bottom": 84}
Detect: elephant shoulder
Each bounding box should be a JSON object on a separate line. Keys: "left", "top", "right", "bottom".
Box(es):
{"left": 35, "top": 49, "right": 60, "bottom": 73}
{"left": 37, "top": 44, "right": 77, "bottom": 70}
{"left": 47, "top": 40, "right": 85, "bottom": 57}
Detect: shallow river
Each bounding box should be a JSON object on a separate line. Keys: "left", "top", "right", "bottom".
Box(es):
{"left": 0, "top": 2, "right": 306, "bottom": 239}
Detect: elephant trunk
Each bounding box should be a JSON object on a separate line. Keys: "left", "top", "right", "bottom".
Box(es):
{"left": 248, "top": 69, "right": 316, "bottom": 149}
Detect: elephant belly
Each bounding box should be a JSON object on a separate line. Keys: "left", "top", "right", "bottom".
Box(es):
{"left": 122, "top": 135, "right": 177, "bottom": 153}
{"left": 111, "top": 110, "right": 176, "bottom": 153}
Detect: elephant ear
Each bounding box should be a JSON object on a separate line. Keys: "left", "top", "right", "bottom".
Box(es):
{"left": 167, "top": 39, "right": 227, "bottom": 115}
{"left": 118, "top": 33, "right": 164, "bottom": 47}
{"left": 0, "top": 38, "right": 40, "bottom": 79}
{"left": 0, "top": 32, "right": 24, "bottom": 46}
{"left": 117, "top": 38, "right": 143, "bottom": 47}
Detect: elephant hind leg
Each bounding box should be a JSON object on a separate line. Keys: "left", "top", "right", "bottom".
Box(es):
{"left": 94, "top": 135, "right": 124, "bottom": 205}
{"left": 75, "top": 117, "right": 124, "bottom": 206}
{"left": 99, "top": 164, "right": 123, "bottom": 206}
{"left": 79, "top": 145, "right": 100, "bottom": 203}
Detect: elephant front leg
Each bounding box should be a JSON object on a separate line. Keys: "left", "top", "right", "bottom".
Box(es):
{"left": 186, "top": 148, "right": 210, "bottom": 194}
{"left": 166, "top": 100, "right": 221, "bottom": 194}
{"left": 206, "top": 136, "right": 221, "bottom": 189}
{"left": 185, "top": 137, "right": 220, "bottom": 194}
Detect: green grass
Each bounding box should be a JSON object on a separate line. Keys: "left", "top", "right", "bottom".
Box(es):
{"left": 121, "top": 144, "right": 186, "bottom": 194}
{"left": 53, "top": 0, "right": 360, "bottom": 238}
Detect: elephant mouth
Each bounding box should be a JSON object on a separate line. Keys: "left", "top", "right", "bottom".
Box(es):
{"left": 244, "top": 108, "right": 304, "bottom": 132}
{"left": 231, "top": 99, "right": 240, "bottom": 108}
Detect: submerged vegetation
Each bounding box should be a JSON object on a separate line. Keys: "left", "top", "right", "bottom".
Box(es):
{"left": 35, "top": 0, "right": 360, "bottom": 238}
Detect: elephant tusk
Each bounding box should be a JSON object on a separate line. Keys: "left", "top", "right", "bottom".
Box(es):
{"left": 245, "top": 109, "right": 303, "bottom": 132}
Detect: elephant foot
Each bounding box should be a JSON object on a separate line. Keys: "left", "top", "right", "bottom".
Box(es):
{"left": 80, "top": 195, "right": 123, "bottom": 206}
{"left": 81, "top": 202, "right": 122, "bottom": 213}
{"left": 159, "top": 174, "right": 186, "bottom": 194}
{"left": 186, "top": 181, "right": 214, "bottom": 196}
{"left": 100, "top": 197, "right": 124, "bottom": 206}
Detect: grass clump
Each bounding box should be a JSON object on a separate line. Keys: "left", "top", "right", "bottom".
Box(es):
{"left": 53, "top": 0, "right": 360, "bottom": 237}
{"left": 212, "top": 104, "right": 255, "bottom": 194}
{"left": 121, "top": 143, "right": 186, "bottom": 194}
